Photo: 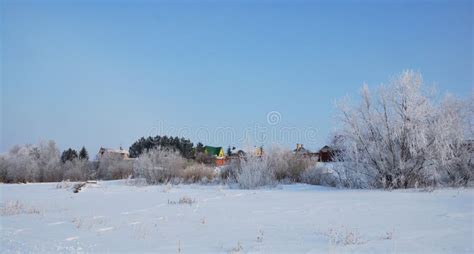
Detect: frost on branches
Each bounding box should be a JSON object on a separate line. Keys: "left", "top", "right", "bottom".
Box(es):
{"left": 0, "top": 140, "right": 62, "bottom": 183}
{"left": 336, "top": 70, "right": 473, "bottom": 189}
{"left": 132, "top": 148, "right": 187, "bottom": 184}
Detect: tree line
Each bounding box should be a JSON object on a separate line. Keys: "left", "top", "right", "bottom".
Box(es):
{"left": 129, "top": 135, "right": 207, "bottom": 160}
{"left": 0, "top": 70, "right": 471, "bottom": 189}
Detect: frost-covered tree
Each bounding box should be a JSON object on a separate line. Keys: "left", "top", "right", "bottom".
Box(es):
{"left": 336, "top": 70, "right": 472, "bottom": 188}
{"left": 36, "top": 140, "right": 63, "bottom": 182}
{"left": 236, "top": 154, "right": 275, "bottom": 189}
{"left": 433, "top": 95, "right": 473, "bottom": 185}
{"left": 266, "top": 147, "right": 312, "bottom": 182}
{"left": 63, "top": 158, "right": 92, "bottom": 181}
{"left": 3, "top": 140, "right": 62, "bottom": 183}
{"left": 133, "top": 147, "right": 186, "bottom": 184}
{"left": 222, "top": 146, "right": 312, "bottom": 188}
{"left": 0, "top": 155, "right": 9, "bottom": 182}
{"left": 96, "top": 153, "right": 133, "bottom": 180}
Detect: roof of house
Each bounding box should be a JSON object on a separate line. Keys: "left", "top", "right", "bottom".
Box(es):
{"left": 319, "top": 146, "right": 333, "bottom": 152}
{"left": 236, "top": 150, "right": 246, "bottom": 156}
{"left": 294, "top": 147, "right": 311, "bottom": 153}
{"left": 99, "top": 147, "right": 129, "bottom": 154}
{"left": 204, "top": 146, "right": 223, "bottom": 156}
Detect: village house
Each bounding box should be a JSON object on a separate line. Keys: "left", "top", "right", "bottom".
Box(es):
{"left": 204, "top": 146, "right": 226, "bottom": 166}
{"left": 318, "top": 145, "right": 338, "bottom": 162}
{"left": 227, "top": 147, "right": 247, "bottom": 158}
{"left": 225, "top": 147, "right": 247, "bottom": 164}
{"left": 293, "top": 144, "right": 319, "bottom": 159}
{"left": 293, "top": 144, "right": 339, "bottom": 162}
{"left": 255, "top": 146, "right": 264, "bottom": 157}
{"left": 97, "top": 147, "right": 130, "bottom": 160}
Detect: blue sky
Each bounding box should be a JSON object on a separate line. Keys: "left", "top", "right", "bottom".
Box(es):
{"left": 1, "top": 0, "right": 472, "bottom": 154}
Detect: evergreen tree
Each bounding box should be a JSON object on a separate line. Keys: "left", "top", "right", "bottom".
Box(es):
{"left": 195, "top": 142, "right": 205, "bottom": 154}
{"left": 79, "top": 146, "right": 89, "bottom": 160}
{"left": 129, "top": 135, "right": 195, "bottom": 159}
{"left": 61, "top": 148, "right": 78, "bottom": 163}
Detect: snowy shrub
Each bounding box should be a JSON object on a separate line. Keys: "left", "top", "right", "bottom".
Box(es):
{"left": 236, "top": 155, "right": 275, "bottom": 189}
{"left": 335, "top": 163, "right": 373, "bottom": 189}
{"left": 324, "top": 226, "right": 366, "bottom": 246}
{"left": 0, "top": 201, "right": 41, "bottom": 216}
{"left": 443, "top": 151, "right": 473, "bottom": 187}
{"left": 219, "top": 160, "right": 240, "bottom": 182}
{"left": 256, "top": 230, "right": 264, "bottom": 243}
{"left": 195, "top": 152, "right": 214, "bottom": 164}
{"left": 330, "top": 230, "right": 364, "bottom": 246}
{"left": 109, "top": 160, "right": 134, "bottom": 180}
{"left": 133, "top": 224, "right": 151, "bottom": 240}
{"left": 269, "top": 148, "right": 314, "bottom": 182}
{"left": 125, "top": 175, "right": 147, "bottom": 186}
{"left": 97, "top": 154, "right": 133, "bottom": 180}
{"left": 168, "top": 196, "right": 195, "bottom": 205}
{"left": 72, "top": 217, "right": 84, "bottom": 229}
{"left": 73, "top": 182, "right": 87, "bottom": 193}
{"left": 162, "top": 183, "right": 173, "bottom": 192}
{"left": 56, "top": 180, "right": 72, "bottom": 189}
{"left": 63, "top": 159, "right": 91, "bottom": 181}
{"left": 222, "top": 148, "right": 312, "bottom": 188}
{"left": 302, "top": 162, "right": 372, "bottom": 189}
{"left": 301, "top": 164, "right": 340, "bottom": 187}
{"left": 133, "top": 148, "right": 186, "bottom": 184}
{"left": 433, "top": 95, "right": 473, "bottom": 186}
{"left": 335, "top": 70, "right": 473, "bottom": 189}
{"left": 229, "top": 241, "right": 244, "bottom": 254}
{"left": 178, "top": 196, "right": 195, "bottom": 205}
{"left": 182, "top": 163, "right": 215, "bottom": 183}
{"left": 381, "top": 230, "right": 394, "bottom": 240}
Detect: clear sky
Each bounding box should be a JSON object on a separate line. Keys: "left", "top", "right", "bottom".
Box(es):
{"left": 1, "top": 0, "right": 472, "bottom": 154}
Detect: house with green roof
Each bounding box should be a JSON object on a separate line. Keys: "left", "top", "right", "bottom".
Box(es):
{"left": 204, "top": 146, "right": 225, "bottom": 158}
{"left": 204, "top": 146, "right": 226, "bottom": 166}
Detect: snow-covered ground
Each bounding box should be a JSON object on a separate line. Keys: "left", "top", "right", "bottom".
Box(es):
{"left": 1, "top": 181, "right": 473, "bottom": 253}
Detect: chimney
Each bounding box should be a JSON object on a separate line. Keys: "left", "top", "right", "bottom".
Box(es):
{"left": 296, "top": 143, "right": 303, "bottom": 151}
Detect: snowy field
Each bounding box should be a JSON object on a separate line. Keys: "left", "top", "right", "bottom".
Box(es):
{"left": 1, "top": 181, "right": 473, "bottom": 253}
